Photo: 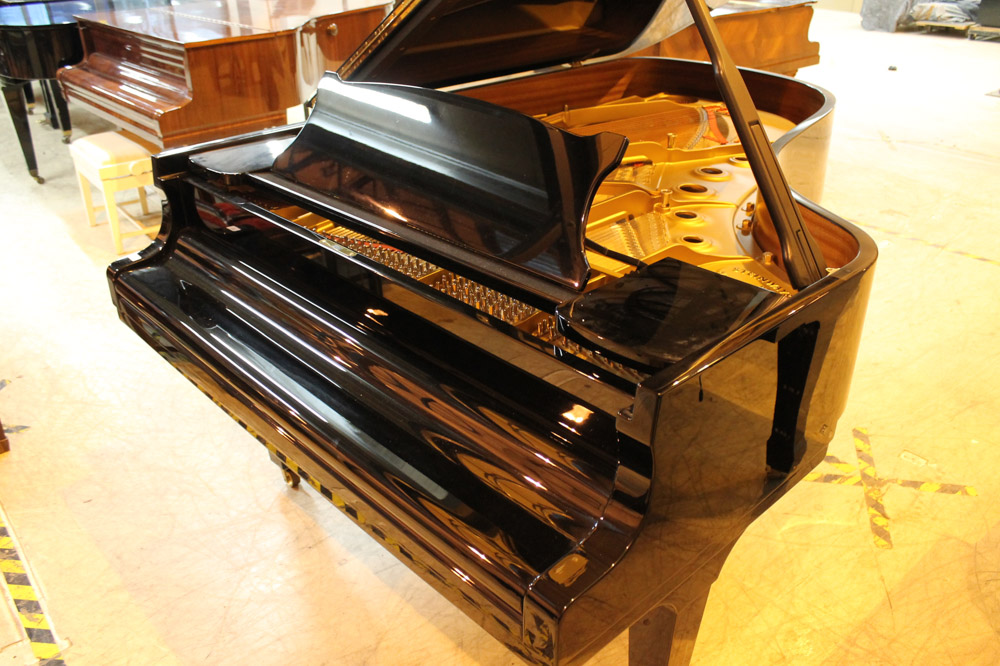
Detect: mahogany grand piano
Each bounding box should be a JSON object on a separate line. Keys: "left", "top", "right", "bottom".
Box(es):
{"left": 57, "top": 0, "right": 391, "bottom": 150}
{"left": 107, "top": 0, "right": 876, "bottom": 663}
{"left": 641, "top": 0, "right": 821, "bottom": 76}
{"left": 0, "top": 0, "right": 389, "bottom": 180}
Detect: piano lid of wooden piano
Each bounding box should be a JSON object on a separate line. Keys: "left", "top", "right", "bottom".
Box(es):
{"left": 639, "top": 0, "right": 821, "bottom": 77}
{"left": 76, "top": 0, "right": 384, "bottom": 44}
{"left": 57, "top": 0, "right": 390, "bottom": 149}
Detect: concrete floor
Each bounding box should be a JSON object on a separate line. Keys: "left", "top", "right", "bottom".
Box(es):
{"left": 2, "top": 9, "right": 999, "bottom": 665}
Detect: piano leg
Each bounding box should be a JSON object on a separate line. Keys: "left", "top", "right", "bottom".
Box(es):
{"left": 43, "top": 79, "right": 72, "bottom": 143}
{"left": 40, "top": 79, "right": 58, "bottom": 128}
{"left": 629, "top": 599, "right": 710, "bottom": 666}
{"left": 1, "top": 81, "right": 43, "bottom": 183}
{"left": 0, "top": 415, "right": 9, "bottom": 454}
{"left": 23, "top": 83, "right": 35, "bottom": 115}
{"left": 268, "top": 450, "right": 302, "bottom": 488}
{"left": 628, "top": 547, "right": 732, "bottom": 666}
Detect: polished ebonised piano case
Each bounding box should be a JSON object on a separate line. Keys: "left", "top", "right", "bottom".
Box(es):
{"left": 107, "top": 1, "right": 876, "bottom": 664}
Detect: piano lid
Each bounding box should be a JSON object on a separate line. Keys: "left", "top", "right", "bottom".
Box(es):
{"left": 0, "top": 0, "right": 188, "bottom": 28}
{"left": 233, "top": 73, "right": 626, "bottom": 300}
{"left": 0, "top": 0, "right": 93, "bottom": 27}
{"left": 339, "top": 0, "right": 728, "bottom": 89}
{"left": 73, "top": 0, "right": 389, "bottom": 45}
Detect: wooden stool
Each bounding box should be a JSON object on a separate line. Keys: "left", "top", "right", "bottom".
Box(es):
{"left": 69, "top": 131, "right": 160, "bottom": 254}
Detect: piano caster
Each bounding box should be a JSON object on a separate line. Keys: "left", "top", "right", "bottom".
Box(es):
{"left": 62, "top": 130, "right": 71, "bottom": 144}
{"left": 281, "top": 465, "right": 301, "bottom": 489}
{"left": 29, "top": 169, "right": 44, "bottom": 184}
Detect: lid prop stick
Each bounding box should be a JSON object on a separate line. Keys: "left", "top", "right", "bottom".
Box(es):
{"left": 683, "top": 0, "right": 827, "bottom": 288}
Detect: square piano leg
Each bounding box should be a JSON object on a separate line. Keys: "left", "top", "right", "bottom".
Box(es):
{"left": 1, "top": 81, "right": 42, "bottom": 183}
{"left": 628, "top": 546, "right": 732, "bottom": 666}
{"left": 629, "top": 595, "right": 711, "bottom": 666}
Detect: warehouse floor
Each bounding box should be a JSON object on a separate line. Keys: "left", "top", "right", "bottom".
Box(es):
{"left": 2, "top": 9, "right": 999, "bottom": 665}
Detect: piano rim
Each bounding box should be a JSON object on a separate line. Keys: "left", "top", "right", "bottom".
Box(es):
{"left": 104, "top": 56, "right": 878, "bottom": 665}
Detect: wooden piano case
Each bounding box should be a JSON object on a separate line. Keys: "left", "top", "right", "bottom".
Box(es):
{"left": 58, "top": 0, "right": 390, "bottom": 148}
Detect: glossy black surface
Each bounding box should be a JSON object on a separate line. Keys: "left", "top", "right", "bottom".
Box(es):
{"left": 267, "top": 73, "right": 626, "bottom": 298}
{"left": 342, "top": 0, "right": 668, "bottom": 88}
{"left": 0, "top": 0, "right": 88, "bottom": 27}
{"left": 0, "top": 0, "right": 89, "bottom": 178}
{"left": 108, "top": 33, "right": 877, "bottom": 666}
{"left": 557, "top": 258, "right": 779, "bottom": 372}
{"left": 0, "top": 0, "right": 166, "bottom": 178}
{"left": 110, "top": 180, "right": 646, "bottom": 652}
{"left": 0, "top": 0, "right": 92, "bottom": 81}
{"left": 1, "top": 81, "right": 37, "bottom": 176}
{"left": 0, "top": 0, "right": 177, "bottom": 80}
{"left": 190, "top": 135, "right": 294, "bottom": 184}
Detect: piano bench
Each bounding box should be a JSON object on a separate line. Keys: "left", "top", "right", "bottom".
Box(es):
{"left": 68, "top": 131, "right": 160, "bottom": 254}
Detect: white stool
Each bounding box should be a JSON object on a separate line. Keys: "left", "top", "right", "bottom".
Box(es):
{"left": 69, "top": 132, "right": 160, "bottom": 254}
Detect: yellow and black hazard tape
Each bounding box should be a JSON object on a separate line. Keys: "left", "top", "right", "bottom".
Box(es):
{"left": 852, "top": 428, "right": 893, "bottom": 549}
{"left": 0, "top": 514, "right": 66, "bottom": 665}
{"left": 803, "top": 454, "right": 862, "bottom": 486}
{"left": 885, "top": 479, "right": 978, "bottom": 495}
{"left": 805, "top": 427, "right": 978, "bottom": 549}
{"left": 263, "top": 444, "right": 357, "bottom": 517}
{"left": 860, "top": 223, "right": 1000, "bottom": 268}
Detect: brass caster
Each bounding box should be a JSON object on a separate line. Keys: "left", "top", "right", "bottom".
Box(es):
{"left": 29, "top": 170, "right": 44, "bottom": 184}
{"left": 281, "top": 465, "right": 301, "bottom": 489}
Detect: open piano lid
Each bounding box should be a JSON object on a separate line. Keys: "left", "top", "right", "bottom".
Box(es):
{"left": 338, "top": 0, "right": 728, "bottom": 88}
{"left": 223, "top": 0, "right": 739, "bottom": 303}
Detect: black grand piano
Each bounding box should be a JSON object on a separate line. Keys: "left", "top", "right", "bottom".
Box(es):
{"left": 0, "top": 0, "right": 88, "bottom": 182}
{"left": 0, "top": 0, "right": 164, "bottom": 181}
{"left": 107, "top": 1, "right": 877, "bottom": 664}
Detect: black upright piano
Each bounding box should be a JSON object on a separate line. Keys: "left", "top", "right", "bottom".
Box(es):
{"left": 107, "top": 1, "right": 877, "bottom": 664}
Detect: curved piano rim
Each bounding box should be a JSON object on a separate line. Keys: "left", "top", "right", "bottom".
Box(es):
{"left": 107, "top": 54, "right": 876, "bottom": 666}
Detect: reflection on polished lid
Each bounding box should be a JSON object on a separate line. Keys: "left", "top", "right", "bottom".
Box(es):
{"left": 73, "top": 0, "right": 389, "bottom": 44}
{"left": 341, "top": 0, "right": 727, "bottom": 88}
{"left": 265, "top": 73, "right": 628, "bottom": 300}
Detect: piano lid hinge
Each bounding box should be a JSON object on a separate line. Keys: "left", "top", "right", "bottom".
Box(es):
{"left": 569, "top": 60, "right": 584, "bottom": 68}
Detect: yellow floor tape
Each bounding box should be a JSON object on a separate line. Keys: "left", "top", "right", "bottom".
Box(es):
{"left": 0, "top": 513, "right": 66, "bottom": 665}
{"left": 805, "top": 428, "right": 978, "bottom": 550}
